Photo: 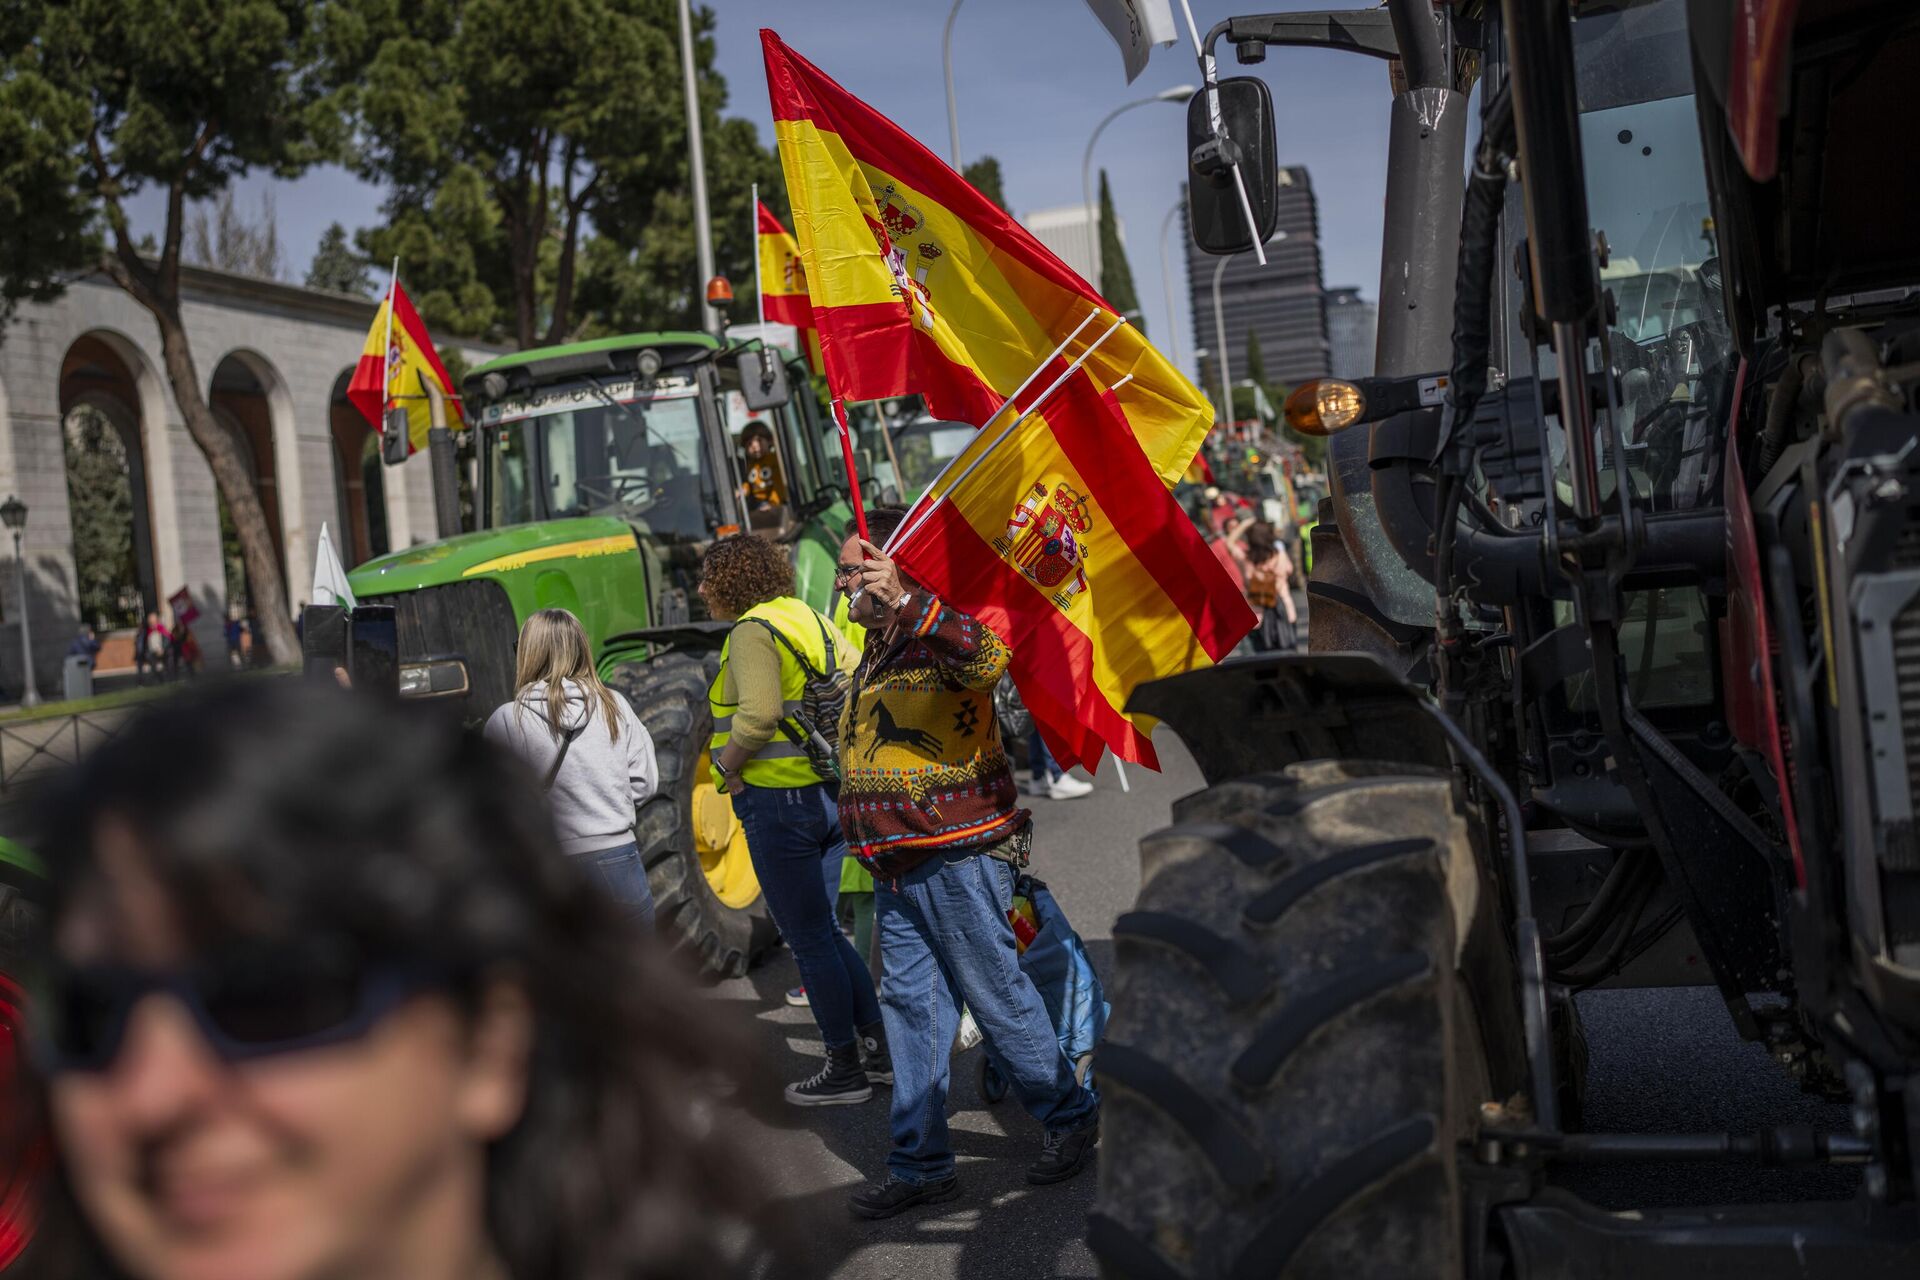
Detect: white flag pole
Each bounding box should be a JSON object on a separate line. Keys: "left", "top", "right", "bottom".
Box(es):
{"left": 1175, "top": 0, "right": 1267, "bottom": 266}
{"left": 751, "top": 182, "right": 767, "bottom": 331}
{"left": 381, "top": 258, "right": 399, "bottom": 415}
{"left": 882, "top": 309, "right": 1103, "bottom": 553}
{"left": 887, "top": 314, "right": 1129, "bottom": 556}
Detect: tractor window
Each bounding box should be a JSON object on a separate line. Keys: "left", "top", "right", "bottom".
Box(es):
{"left": 480, "top": 377, "right": 719, "bottom": 543}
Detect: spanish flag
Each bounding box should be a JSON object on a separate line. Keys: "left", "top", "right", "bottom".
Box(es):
{"left": 346, "top": 279, "right": 465, "bottom": 453}
{"left": 904, "top": 368, "right": 1255, "bottom": 769}
{"left": 762, "top": 29, "right": 1212, "bottom": 486}
{"left": 756, "top": 202, "right": 825, "bottom": 373}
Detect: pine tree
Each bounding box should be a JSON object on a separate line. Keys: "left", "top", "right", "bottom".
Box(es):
{"left": 962, "top": 156, "right": 1008, "bottom": 211}
{"left": 1096, "top": 170, "right": 1143, "bottom": 334}
{"left": 1245, "top": 330, "right": 1268, "bottom": 393}
{"left": 306, "top": 223, "right": 375, "bottom": 297}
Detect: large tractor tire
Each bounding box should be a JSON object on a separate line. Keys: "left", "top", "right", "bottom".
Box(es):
{"left": 1090, "top": 763, "right": 1511, "bottom": 1280}
{"left": 607, "top": 654, "right": 777, "bottom": 979}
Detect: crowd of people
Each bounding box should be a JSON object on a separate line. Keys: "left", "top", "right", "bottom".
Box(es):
{"left": 13, "top": 510, "right": 1115, "bottom": 1279}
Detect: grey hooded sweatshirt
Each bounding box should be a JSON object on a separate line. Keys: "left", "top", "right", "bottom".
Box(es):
{"left": 484, "top": 679, "right": 659, "bottom": 855}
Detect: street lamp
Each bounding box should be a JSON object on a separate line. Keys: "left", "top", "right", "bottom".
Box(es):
{"left": 1158, "top": 200, "right": 1184, "bottom": 372}
{"left": 1082, "top": 85, "right": 1196, "bottom": 283}
{"left": 1211, "top": 230, "right": 1287, "bottom": 426}
{"left": 677, "top": 0, "right": 717, "bottom": 334}
{"left": 943, "top": 0, "right": 965, "bottom": 168}
{"left": 2, "top": 496, "right": 36, "bottom": 708}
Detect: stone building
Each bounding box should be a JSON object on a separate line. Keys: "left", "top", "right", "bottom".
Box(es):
{"left": 0, "top": 264, "right": 502, "bottom": 694}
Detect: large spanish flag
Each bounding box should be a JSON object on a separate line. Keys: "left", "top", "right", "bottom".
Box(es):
{"left": 762, "top": 29, "right": 1212, "bottom": 486}
{"left": 901, "top": 367, "right": 1256, "bottom": 769}
{"left": 346, "top": 279, "right": 465, "bottom": 453}
{"left": 756, "top": 202, "right": 825, "bottom": 372}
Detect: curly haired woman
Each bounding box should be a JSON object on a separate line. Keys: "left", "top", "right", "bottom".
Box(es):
{"left": 698, "top": 535, "right": 889, "bottom": 1107}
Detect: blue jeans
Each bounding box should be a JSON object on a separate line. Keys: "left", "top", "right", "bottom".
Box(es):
{"left": 1028, "top": 727, "right": 1062, "bottom": 782}
{"left": 877, "top": 852, "right": 1099, "bottom": 1183}
{"left": 578, "top": 840, "right": 655, "bottom": 932}
{"left": 734, "top": 783, "right": 881, "bottom": 1049}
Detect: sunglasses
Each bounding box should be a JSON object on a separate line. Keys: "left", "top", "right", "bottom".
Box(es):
{"left": 33, "top": 940, "right": 447, "bottom": 1074}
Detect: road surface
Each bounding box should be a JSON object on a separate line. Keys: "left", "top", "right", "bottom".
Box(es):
{"left": 717, "top": 729, "right": 1857, "bottom": 1278}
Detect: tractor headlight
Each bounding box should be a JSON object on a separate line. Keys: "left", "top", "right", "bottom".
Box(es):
{"left": 1284, "top": 380, "right": 1367, "bottom": 435}
{"left": 397, "top": 657, "right": 471, "bottom": 699}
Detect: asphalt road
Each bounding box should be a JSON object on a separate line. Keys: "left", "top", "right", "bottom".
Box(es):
{"left": 716, "top": 727, "right": 1859, "bottom": 1278}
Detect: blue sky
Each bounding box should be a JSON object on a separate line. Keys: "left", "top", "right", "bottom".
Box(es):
{"left": 132, "top": 1, "right": 1399, "bottom": 373}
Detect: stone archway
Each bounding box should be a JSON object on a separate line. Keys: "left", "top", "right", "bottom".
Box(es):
{"left": 327, "top": 367, "right": 388, "bottom": 567}
{"left": 59, "top": 333, "right": 162, "bottom": 669}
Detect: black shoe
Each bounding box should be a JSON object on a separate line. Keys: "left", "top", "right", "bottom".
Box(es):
{"left": 849, "top": 1173, "right": 960, "bottom": 1219}
{"left": 1027, "top": 1121, "right": 1099, "bottom": 1184}
{"left": 785, "top": 1041, "right": 872, "bottom": 1107}
{"left": 857, "top": 1020, "right": 893, "bottom": 1085}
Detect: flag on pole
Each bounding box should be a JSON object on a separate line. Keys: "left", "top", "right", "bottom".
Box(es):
{"left": 756, "top": 201, "right": 825, "bottom": 373}
{"left": 900, "top": 367, "right": 1254, "bottom": 769}
{"left": 311, "top": 522, "right": 357, "bottom": 609}
{"left": 761, "top": 29, "right": 1212, "bottom": 487}
{"left": 346, "top": 279, "right": 465, "bottom": 453}
{"left": 1081, "top": 0, "right": 1180, "bottom": 83}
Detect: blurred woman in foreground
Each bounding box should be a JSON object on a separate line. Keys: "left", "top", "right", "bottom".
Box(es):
{"left": 19, "top": 680, "right": 767, "bottom": 1280}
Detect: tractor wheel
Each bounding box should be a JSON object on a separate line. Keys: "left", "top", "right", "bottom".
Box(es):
{"left": 1090, "top": 763, "right": 1507, "bottom": 1280}
{"left": 607, "top": 654, "right": 777, "bottom": 979}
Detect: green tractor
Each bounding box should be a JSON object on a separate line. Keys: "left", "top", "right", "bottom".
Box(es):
{"left": 348, "top": 328, "right": 864, "bottom": 978}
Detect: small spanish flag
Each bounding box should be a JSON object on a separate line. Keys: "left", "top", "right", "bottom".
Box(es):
{"left": 346, "top": 279, "right": 464, "bottom": 452}
{"left": 757, "top": 202, "right": 825, "bottom": 373}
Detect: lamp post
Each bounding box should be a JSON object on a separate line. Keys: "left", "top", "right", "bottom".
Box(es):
{"left": 2, "top": 497, "right": 36, "bottom": 708}
{"left": 1158, "top": 200, "right": 1185, "bottom": 372}
{"left": 677, "top": 0, "right": 718, "bottom": 335}
{"left": 943, "top": 0, "right": 966, "bottom": 167}
{"left": 1082, "top": 86, "right": 1195, "bottom": 284}
{"left": 1210, "top": 230, "right": 1286, "bottom": 426}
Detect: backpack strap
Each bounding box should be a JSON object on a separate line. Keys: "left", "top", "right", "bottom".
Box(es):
{"left": 542, "top": 722, "right": 586, "bottom": 791}
{"left": 746, "top": 616, "right": 824, "bottom": 680}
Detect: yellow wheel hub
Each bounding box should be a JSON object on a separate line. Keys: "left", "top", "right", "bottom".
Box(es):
{"left": 692, "top": 751, "right": 761, "bottom": 910}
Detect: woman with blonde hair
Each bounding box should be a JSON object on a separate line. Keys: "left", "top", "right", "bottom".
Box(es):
{"left": 485, "top": 607, "right": 659, "bottom": 928}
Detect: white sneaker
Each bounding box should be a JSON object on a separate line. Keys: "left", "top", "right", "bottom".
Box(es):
{"left": 1045, "top": 773, "right": 1093, "bottom": 800}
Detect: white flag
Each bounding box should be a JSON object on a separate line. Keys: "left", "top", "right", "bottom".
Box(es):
{"left": 1082, "top": 0, "right": 1179, "bottom": 83}
{"left": 312, "top": 523, "right": 358, "bottom": 609}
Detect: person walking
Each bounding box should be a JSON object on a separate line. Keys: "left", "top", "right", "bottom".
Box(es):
{"left": 698, "top": 535, "right": 889, "bottom": 1106}
{"left": 136, "top": 611, "right": 169, "bottom": 685}
{"left": 1239, "top": 520, "right": 1299, "bottom": 651}
{"left": 836, "top": 508, "right": 1100, "bottom": 1220}
{"left": 27, "top": 679, "right": 774, "bottom": 1280}
{"left": 484, "top": 608, "right": 659, "bottom": 931}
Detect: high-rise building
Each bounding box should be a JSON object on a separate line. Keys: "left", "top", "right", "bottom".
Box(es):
{"left": 1325, "top": 287, "right": 1379, "bottom": 378}
{"left": 1183, "top": 167, "right": 1330, "bottom": 416}
{"left": 1022, "top": 204, "right": 1106, "bottom": 287}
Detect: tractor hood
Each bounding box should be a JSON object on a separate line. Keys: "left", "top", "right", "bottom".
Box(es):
{"left": 1691, "top": 0, "right": 1920, "bottom": 341}
{"left": 348, "top": 517, "right": 640, "bottom": 596}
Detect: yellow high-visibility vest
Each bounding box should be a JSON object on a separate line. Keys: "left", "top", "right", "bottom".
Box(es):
{"left": 709, "top": 595, "right": 837, "bottom": 789}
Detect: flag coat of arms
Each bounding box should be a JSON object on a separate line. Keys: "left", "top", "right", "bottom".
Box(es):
{"left": 761, "top": 28, "right": 1212, "bottom": 488}
{"left": 346, "top": 280, "right": 465, "bottom": 452}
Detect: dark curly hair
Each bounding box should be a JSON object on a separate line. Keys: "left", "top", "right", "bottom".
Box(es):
{"left": 19, "top": 680, "right": 795, "bottom": 1280}
{"left": 698, "top": 535, "right": 794, "bottom": 618}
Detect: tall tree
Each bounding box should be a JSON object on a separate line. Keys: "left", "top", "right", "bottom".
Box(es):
{"left": 1245, "top": 329, "right": 1268, "bottom": 393}
{"left": 306, "top": 220, "right": 374, "bottom": 296}
{"left": 187, "top": 187, "right": 283, "bottom": 279}
{"left": 333, "top": 0, "right": 770, "bottom": 349}
{"left": 0, "top": 0, "right": 344, "bottom": 665}
{"left": 63, "top": 406, "right": 142, "bottom": 630}
{"left": 1097, "top": 169, "right": 1143, "bottom": 333}
{"left": 962, "top": 156, "right": 1008, "bottom": 212}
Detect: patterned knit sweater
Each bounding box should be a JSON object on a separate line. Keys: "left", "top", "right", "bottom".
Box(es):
{"left": 836, "top": 589, "right": 1029, "bottom": 877}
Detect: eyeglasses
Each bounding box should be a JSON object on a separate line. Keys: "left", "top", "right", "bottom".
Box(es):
{"left": 33, "top": 940, "right": 446, "bottom": 1074}
{"left": 833, "top": 565, "right": 862, "bottom": 586}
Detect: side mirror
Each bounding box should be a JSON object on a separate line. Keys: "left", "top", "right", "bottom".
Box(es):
{"left": 381, "top": 409, "right": 410, "bottom": 465}
{"left": 737, "top": 349, "right": 792, "bottom": 411}
{"left": 1186, "top": 78, "right": 1279, "bottom": 255}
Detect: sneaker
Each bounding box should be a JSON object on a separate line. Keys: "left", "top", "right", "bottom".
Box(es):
{"left": 858, "top": 1021, "right": 893, "bottom": 1085}
{"left": 1027, "top": 1122, "right": 1099, "bottom": 1184}
{"left": 849, "top": 1173, "right": 961, "bottom": 1220}
{"left": 1044, "top": 773, "right": 1094, "bottom": 801}
{"left": 785, "top": 1043, "right": 872, "bottom": 1108}
{"left": 785, "top": 985, "right": 810, "bottom": 1007}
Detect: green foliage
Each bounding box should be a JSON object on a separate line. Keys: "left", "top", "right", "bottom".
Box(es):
{"left": 962, "top": 156, "right": 1007, "bottom": 212}
{"left": 306, "top": 220, "right": 374, "bottom": 296}
{"left": 63, "top": 406, "right": 143, "bottom": 629}
{"left": 333, "top": 0, "right": 777, "bottom": 348}
{"left": 1245, "top": 329, "right": 1267, "bottom": 391}
{"left": 1096, "top": 169, "right": 1142, "bottom": 334}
